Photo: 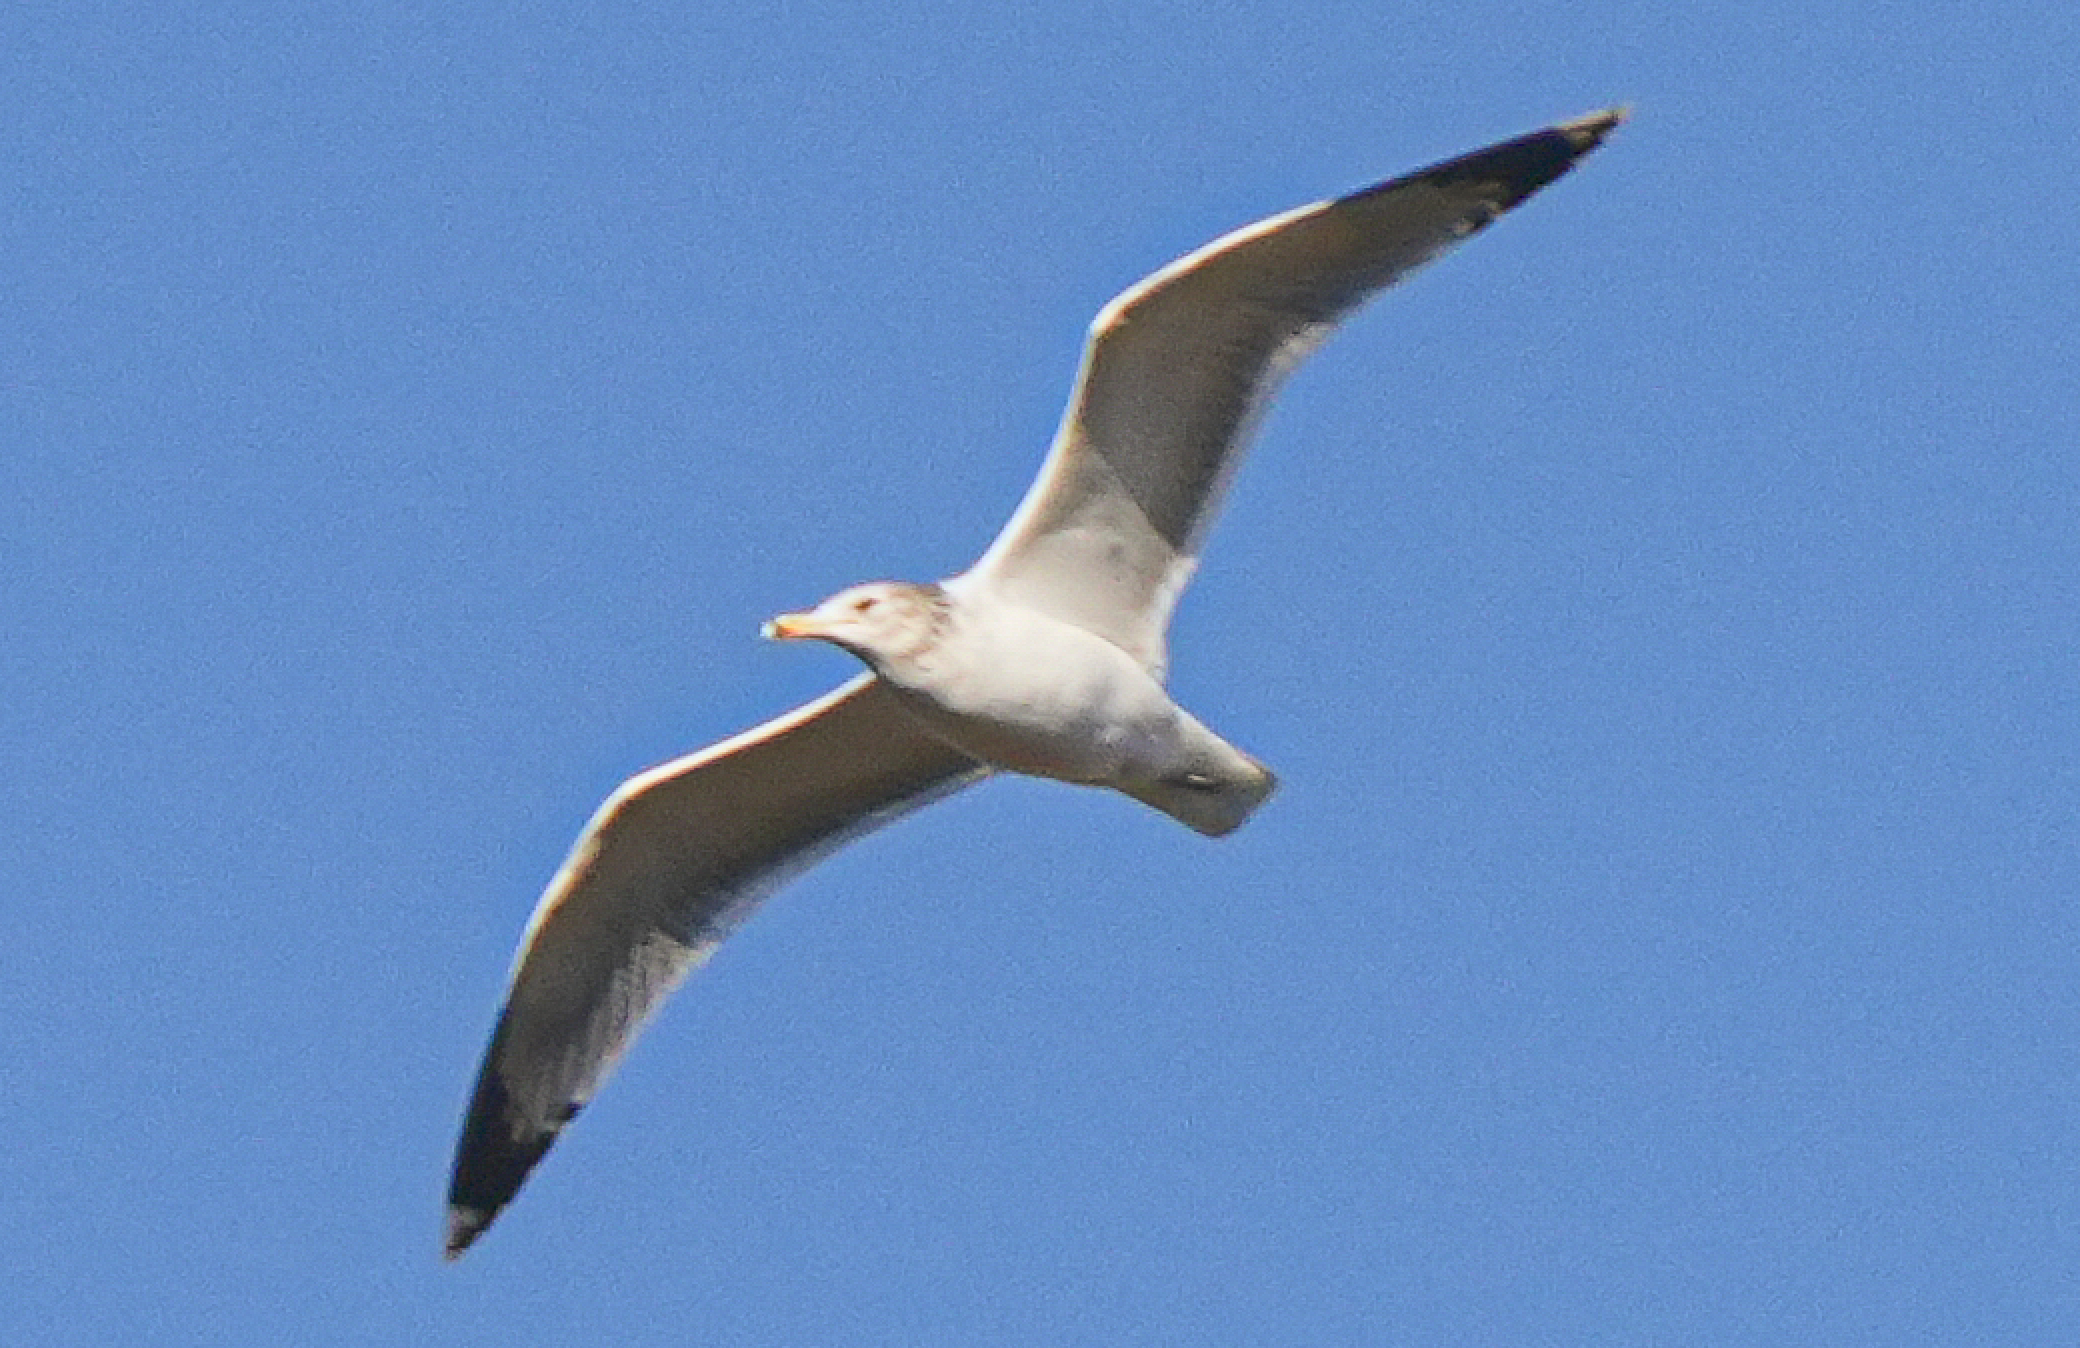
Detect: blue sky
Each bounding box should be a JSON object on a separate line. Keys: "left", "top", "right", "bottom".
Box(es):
{"left": 10, "top": 1, "right": 2080, "bottom": 1342}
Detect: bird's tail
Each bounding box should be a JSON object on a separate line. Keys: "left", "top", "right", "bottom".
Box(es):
{"left": 1122, "top": 750, "right": 1278, "bottom": 838}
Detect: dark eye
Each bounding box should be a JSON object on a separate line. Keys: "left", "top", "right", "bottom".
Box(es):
{"left": 852, "top": 596, "right": 879, "bottom": 614}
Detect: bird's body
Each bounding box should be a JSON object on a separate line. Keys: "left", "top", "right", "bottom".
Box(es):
{"left": 445, "top": 108, "right": 1627, "bottom": 1257}
{"left": 884, "top": 602, "right": 1201, "bottom": 786}
{"left": 780, "top": 578, "right": 1275, "bottom": 834}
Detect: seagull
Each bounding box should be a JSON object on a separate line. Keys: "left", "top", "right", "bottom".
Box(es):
{"left": 445, "top": 108, "right": 1626, "bottom": 1257}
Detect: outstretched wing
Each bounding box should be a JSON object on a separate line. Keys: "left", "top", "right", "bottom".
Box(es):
{"left": 967, "top": 109, "right": 1626, "bottom": 670}
{"left": 446, "top": 675, "right": 982, "bottom": 1257}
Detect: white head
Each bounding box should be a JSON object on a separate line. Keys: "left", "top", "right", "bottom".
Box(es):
{"left": 763, "top": 581, "right": 949, "bottom": 672}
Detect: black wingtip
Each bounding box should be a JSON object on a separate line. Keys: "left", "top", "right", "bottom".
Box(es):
{"left": 443, "top": 1022, "right": 573, "bottom": 1261}
{"left": 1421, "top": 106, "right": 1630, "bottom": 213}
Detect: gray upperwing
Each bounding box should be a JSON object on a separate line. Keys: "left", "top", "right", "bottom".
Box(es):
{"left": 445, "top": 674, "right": 982, "bottom": 1257}
{"left": 970, "top": 109, "right": 1626, "bottom": 670}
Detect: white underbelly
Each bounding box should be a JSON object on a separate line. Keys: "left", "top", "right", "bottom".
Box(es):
{"left": 904, "top": 692, "right": 1168, "bottom": 783}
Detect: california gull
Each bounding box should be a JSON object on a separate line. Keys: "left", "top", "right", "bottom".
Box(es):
{"left": 445, "top": 108, "right": 1626, "bottom": 1257}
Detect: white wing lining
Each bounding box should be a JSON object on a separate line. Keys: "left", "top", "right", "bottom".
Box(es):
{"left": 445, "top": 674, "right": 982, "bottom": 1256}
{"left": 970, "top": 110, "right": 1627, "bottom": 670}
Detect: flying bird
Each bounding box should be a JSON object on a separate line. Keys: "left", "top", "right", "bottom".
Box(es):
{"left": 446, "top": 108, "right": 1626, "bottom": 1257}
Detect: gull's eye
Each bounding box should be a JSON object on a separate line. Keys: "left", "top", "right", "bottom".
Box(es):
{"left": 852, "top": 596, "right": 880, "bottom": 615}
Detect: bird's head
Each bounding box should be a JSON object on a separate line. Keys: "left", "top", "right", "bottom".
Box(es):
{"left": 763, "top": 581, "right": 949, "bottom": 670}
